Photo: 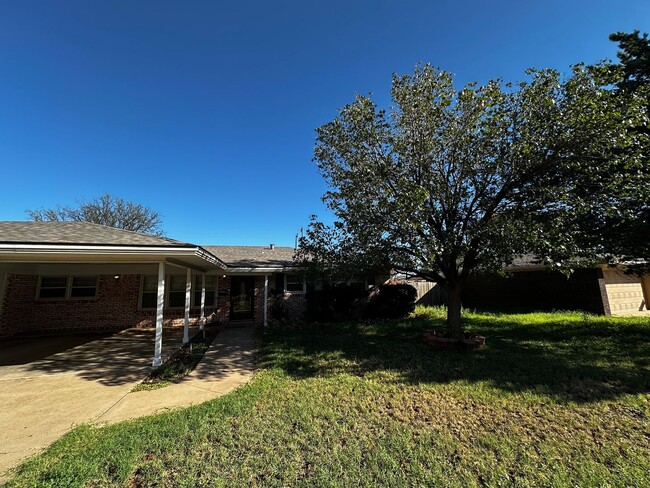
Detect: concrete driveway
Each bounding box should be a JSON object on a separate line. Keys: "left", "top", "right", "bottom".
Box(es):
{"left": 0, "top": 327, "right": 188, "bottom": 479}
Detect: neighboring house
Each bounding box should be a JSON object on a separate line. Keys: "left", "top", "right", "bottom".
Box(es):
{"left": 0, "top": 221, "right": 306, "bottom": 366}
{"left": 462, "top": 260, "right": 650, "bottom": 317}
{"left": 399, "top": 257, "right": 650, "bottom": 317}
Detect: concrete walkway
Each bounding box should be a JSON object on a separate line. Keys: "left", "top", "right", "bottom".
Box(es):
{"left": 96, "top": 327, "right": 254, "bottom": 423}
{"left": 0, "top": 327, "right": 254, "bottom": 482}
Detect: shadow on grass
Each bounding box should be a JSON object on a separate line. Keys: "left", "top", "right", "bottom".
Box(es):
{"left": 257, "top": 311, "right": 650, "bottom": 403}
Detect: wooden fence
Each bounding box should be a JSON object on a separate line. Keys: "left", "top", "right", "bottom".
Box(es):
{"left": 404, "top": 279, "right": 447, "bottom": 307}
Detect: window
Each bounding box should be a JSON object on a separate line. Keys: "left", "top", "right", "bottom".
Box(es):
{"left": 141, "top": 275, "right": 158, "bottom": 309}
{"left": 70, "top": 276, "right": 98, "bottom": 298}
{"left": 37, "top": 276, "right": 98, "bottom": 300}
{"left": 193, "top": 275, "right": 217, "bottom": 307}
{"left": 141, "top": 275, "right": 208, "bottom": 310}
{"left": 348, "top": 277, "right": 375, "bottom": 290}
{"left": 285, "top": 274, "right": 306, "bottom": 294}
{"left": 168, "top": 275, "right": 187, "bottom": 308}
{"left": 38, "top": 277, "right": 68, "bottom": 299}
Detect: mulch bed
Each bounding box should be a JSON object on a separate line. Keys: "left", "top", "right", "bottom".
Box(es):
{"left": 132, "top": 326, "right": 220, "bottom": 391}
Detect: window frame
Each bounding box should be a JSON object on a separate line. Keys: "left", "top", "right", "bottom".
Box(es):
{"left": 192, "top": 275, "right": 217, "bottom": 308}
{"left": 166, "top": 274, "right": 188, "bottom": 310}
{"left": 284, "top": 274, "right": 306, "bottom": 294}
{"left": 36, "top": 275, "right": 99, "bottom": 301}
{"left": 140, "top": 274, "right": 213, "bottom": 311}
{"left": 139, "top": 275, "right": 159, "bottom": 310}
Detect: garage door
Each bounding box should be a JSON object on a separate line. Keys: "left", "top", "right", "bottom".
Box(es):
{"left": 604, "top": 270, "right": 647, "bottom": 315}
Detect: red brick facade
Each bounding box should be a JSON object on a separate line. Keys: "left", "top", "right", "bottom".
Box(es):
{"left": 0, "top": 274, "right": 216, "bottom": 340}
{"left": 0, "top": 272, "right": 306, "bottom": 339}
{"left": 216, "top": 274, "right": 305, "bottom": 325}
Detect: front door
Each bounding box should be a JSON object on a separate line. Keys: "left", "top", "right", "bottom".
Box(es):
{"left": 230, "top": 276, "right": 254, "bottom": 320}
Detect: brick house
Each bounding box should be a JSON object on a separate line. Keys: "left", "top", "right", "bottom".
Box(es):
{"left": 0, "top": 221, "right": 306, "bottom": 366}
{"left": 462, "top": 261, "right": 650, "bottom": 317}
{"left": 404, "top": 259, "right": 650, "bottom": 317}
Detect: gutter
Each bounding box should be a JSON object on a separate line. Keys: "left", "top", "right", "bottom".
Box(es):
{"left": 0, "top": 244, "right": 226, "bottom": 269}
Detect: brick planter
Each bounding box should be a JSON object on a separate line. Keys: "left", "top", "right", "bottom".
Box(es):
{"left": 422, "top": 330, "right": 486, "bottom": 351}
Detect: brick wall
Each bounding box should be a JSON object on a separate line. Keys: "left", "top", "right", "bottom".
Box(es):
{"left": 0, "top": 274, "right": 216, "bottom": 340}
{"left": 210, "top": 274, "right": 308, "bottom": 325}
{"left": 215, "top": 275, "right": 230, "bottom": 323}
{"left": 0, "top": 271, "right": 312, "bottom": 339}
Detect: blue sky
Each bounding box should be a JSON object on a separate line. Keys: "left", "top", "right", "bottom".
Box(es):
{"left": 1, "top": 1, "right": 648, "bottom": 246}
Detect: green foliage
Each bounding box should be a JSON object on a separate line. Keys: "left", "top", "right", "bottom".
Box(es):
{"left": 305, "top": 283, "right": 369, "bottom": 322}
{"left": 300, "top": 59, "right": 649, "bottom": 334}
{"left": 6, "top": 311, "right": 650, "bottom": 487}
{"left": 582, "top": 31, "right": 650, "bottom": 268}
{"left": 27, "top": 193, "right": 164, "bottom": 236}
{"left": 609, "top": 30, "right": 650, "bottom": 94}
{"left": 366, "top": 282, "right": 417, "bottom": 319}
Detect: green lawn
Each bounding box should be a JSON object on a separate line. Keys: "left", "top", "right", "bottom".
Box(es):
{"left": 5, "top": 308, "right": 650, "bottom": 487}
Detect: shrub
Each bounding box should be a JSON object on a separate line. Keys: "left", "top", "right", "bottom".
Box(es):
{"left": 306, "top": 284, "right": 369, "bottom": 322}
{"left": 366, "top": 282, "right": 417, "bottom": 319}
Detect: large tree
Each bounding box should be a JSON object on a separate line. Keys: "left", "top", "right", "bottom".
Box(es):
{"left": 590, "top": 30, "right": 650, "bottom": 266}
{"left": 608, "top": 30, "right": 650, "bottom": 94}
{"left": 299, "top": 63, "right": 648, "bottom": 338}
{"left": 27, "top": 193, "right": 164, "bottom": 236}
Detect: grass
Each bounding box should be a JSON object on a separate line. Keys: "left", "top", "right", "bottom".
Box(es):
{"left": 4, "top": 308, "right": 650, "bottom": 487}
{"left": 131, "top": 329, "right": 219, "bottom": 392}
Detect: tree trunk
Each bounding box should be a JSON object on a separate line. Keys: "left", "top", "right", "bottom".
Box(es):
{"left": 446, "top": 281, "right": 464, "bottom": 339}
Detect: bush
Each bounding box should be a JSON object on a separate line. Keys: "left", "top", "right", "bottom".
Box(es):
{"left": 366, "top": 283, "right": 417, "bottom": 319}
{"left": 306, "top": 283, "right": 369, "bottom": 322}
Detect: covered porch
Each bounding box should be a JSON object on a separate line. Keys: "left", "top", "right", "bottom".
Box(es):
{"left": 0, "top": 242, "right": 226, "bottom": 368}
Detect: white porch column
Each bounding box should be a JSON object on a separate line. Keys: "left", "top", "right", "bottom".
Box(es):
{"left": 264, "top": 274, "right": 269, "bottom": 327}
{"left": 152, "top": 261, "right": 165, "bottom": 368}
{"left": 183, "top": 267, "right": 192, "bottom": 344}
{"left": 200, "top": 273, "right": 206, "bottom": 330}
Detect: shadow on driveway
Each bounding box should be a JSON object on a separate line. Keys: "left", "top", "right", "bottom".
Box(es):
{"left": 0, "top": 327, "right": 192, "bottom": 386}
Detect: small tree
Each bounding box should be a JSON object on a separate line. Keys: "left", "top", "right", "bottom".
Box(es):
{"left": 27, "top": 193, "right": 164, "bottom": 236}
{"left": 300, "top": 63, "right": 647, "bottom": 338}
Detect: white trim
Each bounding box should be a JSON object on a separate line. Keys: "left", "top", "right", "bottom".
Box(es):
{"left": 140, "top": 273, "right": 217, "bottom": 311}
{"left": 36, "top": 275, "right": 99, "bottom": 300}
{"left": 200, "top": 273, "right": 206, "bottom": 330}
{"left": 225, "top": 267, "right": 299, "bottom": 274}
{"left": 153, "top": 262, "right": 165, "bottom": 368}
{"left": 166, "top": 274, "right": 188, "bottom": 309}
{"left": 183, "top": 268, "right": 191, "bottom": 344}
{"left": 139, "top": 274, "right": 158, "bottom": 310}
{"left": 192, "top": 274, "right": 216, "bottom": 308}
{"left": 284, "top": 274, "right": 306, "bottom": 294}
{"left": 0, "top": 244, "right": 226, "bottom": 269}
{"left": 263, "top": 274, "right": 269, "bottom": 326}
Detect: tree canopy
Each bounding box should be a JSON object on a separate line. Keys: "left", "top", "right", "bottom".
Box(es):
{"left": 587, "top": 30, "right": 650, "bottom": 266}
{"left": 27, "top": 193, "right": 164, "bottom": 236}
{"left": 299, "top": 59, "right": 648, "bottom": 337}
{"left": 609, "top": 30, "right": 650, "bottom": 94}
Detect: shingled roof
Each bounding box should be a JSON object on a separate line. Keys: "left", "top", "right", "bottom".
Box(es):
{"left": 0, "top": 221, "right": 194, "bottom": 247}
{"left": 203, "top": 245, "right": 296, "bottom": 268}
{"left": 0, "top": 222, "right": 299, "bottom": 270}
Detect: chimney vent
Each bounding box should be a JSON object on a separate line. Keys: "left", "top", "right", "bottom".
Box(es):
{"left": 269, "top": 243, "right": 275, "bottom": 250}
